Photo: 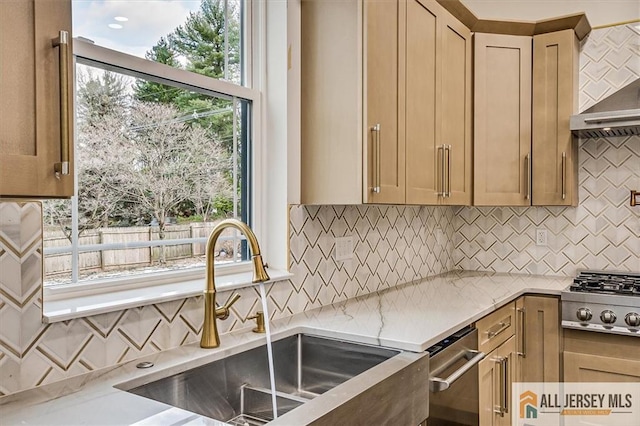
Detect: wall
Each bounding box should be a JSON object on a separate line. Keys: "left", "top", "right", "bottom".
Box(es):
{"left": 454, "top": 24, "right": 640, "bottom": 275}
{"left": 462, "top": 0, "right": 640, "bottom": 28}
{"left": 0, "top": 204, "right": 454, "bottom": 396}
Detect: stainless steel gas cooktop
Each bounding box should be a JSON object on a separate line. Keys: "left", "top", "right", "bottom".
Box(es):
{"left": 561, "top": 271, "right": 640, "bottom": 337}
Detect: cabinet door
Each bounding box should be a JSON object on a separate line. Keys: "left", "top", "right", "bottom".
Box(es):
{"left": 563, "top": 329, "right": 640, "bottom": 382}
{"left": 497, "top": 336, "right": 516, "bottom": 426}
{"left": 564, "top": 352, "right": 640, "bottom": 382}
{"left": 365, "top": 0, "right": 405, "bottom": 204}
{"left": 479, "top": 348, "right": 499, "bottom": 426}
{"left": 0, "top": 0, "right": 74, "bottom": 198}
{"left": 516, "top": 296, "right": 561, "bottom": 383}
{"left": 440, "top": 9, "right": 472, "bottom": 206}
{"left": 532, "top": 30, "right": 579, "bottom": 206}
{"left": 405, "top": 0, "right": 440, "bottom": 205}
{"left": 300, "top": 0, "right": 363, "bottom": 204}
{"left": 405, "top": 0, "right": 471, "bottom": 206}
{"left": 479, "top": 336, "right": 515, "bottom": 426}
{"left": 474, "top": 34, "right": 531, "bottom": 206}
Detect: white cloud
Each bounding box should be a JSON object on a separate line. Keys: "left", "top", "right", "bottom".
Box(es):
{"left": 72, "top": 0, "right": 201, "bottom": 58}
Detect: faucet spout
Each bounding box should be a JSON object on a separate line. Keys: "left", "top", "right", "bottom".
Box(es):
{"left": 201, "top": 219, "right": 270, "bottom": 348}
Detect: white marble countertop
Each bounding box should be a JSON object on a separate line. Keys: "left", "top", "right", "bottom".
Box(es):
{"left": 0, "top": 271, "right": 571, "bottom": 425}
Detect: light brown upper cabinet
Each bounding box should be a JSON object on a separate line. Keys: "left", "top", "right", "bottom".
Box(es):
{"left": 532, "top": 30, "right": 579, "bottom": 206}
{"left": 0, "top": 0, "right": 74, "bottom": 198}
{"left": 473, "top": 30, "right": 579, "bottom": 206}
{"left": 406, "top": 0, "right": 472, "bottom": 205}
{"left": 474, "top": 34, "right": 532, "bottom": 206}
{"left": 300, "top": 0, "right": 405, "bottom": 204}
{"left": 300, "top": 0, "right": 471, "bottom": 205}
{"left": 366, "top": 0, "right": 406, "bottom": 204}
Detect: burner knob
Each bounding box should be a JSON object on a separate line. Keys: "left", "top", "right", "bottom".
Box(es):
{"left": 625, "top": 313, "right": 640, "bottom": 328}
{"left": 600, "top": 310, "right": 617, "bottom": 324}
{"left": 576, "top": 308, "right": 592, "bottom": 322}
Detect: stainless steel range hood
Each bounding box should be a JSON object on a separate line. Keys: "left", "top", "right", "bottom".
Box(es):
{"left": 570, "top": 78, "right": 640, "bottom": 138}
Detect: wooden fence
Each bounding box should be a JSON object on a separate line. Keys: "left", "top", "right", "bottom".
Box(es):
{"left": 43, "top": 222, "right": 236, "bottom": 278}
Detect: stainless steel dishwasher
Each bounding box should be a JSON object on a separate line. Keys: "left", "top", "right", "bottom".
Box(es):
{"left": 426, "top": 326, "right": 485, "bottom": 426}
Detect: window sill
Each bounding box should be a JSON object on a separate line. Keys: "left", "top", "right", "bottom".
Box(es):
{"left": 42, "top": 268, "right": 293, "bottom": 323}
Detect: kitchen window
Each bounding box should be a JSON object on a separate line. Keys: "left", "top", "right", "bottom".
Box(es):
{"left": 42, "top": 0, "right": 268, "bottom": 314}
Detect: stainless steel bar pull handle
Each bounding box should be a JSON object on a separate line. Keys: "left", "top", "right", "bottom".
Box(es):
{"left": 52, "top": 30, "right": 71, "bottom": 177}
{"left": 487, "top": 319, "right": 510, "bottom": 339}
{"left": 444, "top": 145, "right": 452, "bottom": 198}
{"left": 429, "top": 350, "right": 485, "bottom": 392}
{"left": 517, "top": 307, "right": 526, "bottom": 357}
{"left": 493, "top": 356, "right": 509, "bottom": 416}
{"left": 525, "top": 154, "right": 531, "bottom": 200}
{"left": 493, "top": 356, "right": 506, "bottom": 416}
{"left": 502, "top": 355, "right": 510, "bottom": 415}
{"left": 371, "top": 124, "right": 381, "bottom": 193}
{"left": 437, "top": 145, "right": 444, "bottom": 196}
{"left": 561, "top": 152, "right": 567, "bottom": 200}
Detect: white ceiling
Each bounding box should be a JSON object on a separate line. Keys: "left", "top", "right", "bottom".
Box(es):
{"left": 461, "top": 0, "right": 640, "bottom": 28}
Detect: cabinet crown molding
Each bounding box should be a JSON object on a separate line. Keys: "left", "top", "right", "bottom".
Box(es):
{"left": 435, "top": 0, "right": 591, "bottom": 40}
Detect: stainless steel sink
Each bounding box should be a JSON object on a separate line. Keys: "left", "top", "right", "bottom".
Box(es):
{"left": 125, "top": 334, "right": 400, "bottom": 425}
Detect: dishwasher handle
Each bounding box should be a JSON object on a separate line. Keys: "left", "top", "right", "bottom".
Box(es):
{"left": 429, "top": 349, "right": 485, "bottom": 392}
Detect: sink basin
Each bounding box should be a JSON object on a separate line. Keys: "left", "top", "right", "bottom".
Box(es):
{"left": 125, "top": 334, "right": 400, "bottom": 425}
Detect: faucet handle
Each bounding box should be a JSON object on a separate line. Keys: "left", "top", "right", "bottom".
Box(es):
{"left": 215, "top": 293, "right": 241, "bottom": 320}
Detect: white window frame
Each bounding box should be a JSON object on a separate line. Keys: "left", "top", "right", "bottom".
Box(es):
{"left": 42, "top": 0, "right": 295, "bottom": 321}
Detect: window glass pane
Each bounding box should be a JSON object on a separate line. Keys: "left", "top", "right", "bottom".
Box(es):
{"left": 43, "top": 63, "right": 250, "bottom": 286}
{"left": 72, "top": 0, "right": 244, "bottom": 85}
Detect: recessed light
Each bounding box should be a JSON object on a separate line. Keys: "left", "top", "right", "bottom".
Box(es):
{"left": 108, "top": 23, "right": 123, "bottom": 29}
{"left": 602, "top": 127, "right": 611, "bottom": 131}
{"left": 114, "top": 16, "right": 128, "bottom": 22}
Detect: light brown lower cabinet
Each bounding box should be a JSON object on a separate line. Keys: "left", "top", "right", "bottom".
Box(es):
{"left": 515, "top": 295, "right": 561, "bottom": 383}
{"left": 479, "top": 336, "right": 516, "bottom": 426}
{"left": 563, "top": 329, "right": 640, "bottom": 382}
{"left": 477, "top": 296, "right": 560, "bottom": 426}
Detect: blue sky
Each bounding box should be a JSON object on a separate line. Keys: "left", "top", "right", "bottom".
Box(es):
{"left": 72, "top": 0, "right": 201, "bottom": 58}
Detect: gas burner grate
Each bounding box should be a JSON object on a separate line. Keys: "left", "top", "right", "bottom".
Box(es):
{"left": 571, "top": 271, "right": 640, "bottom": 296}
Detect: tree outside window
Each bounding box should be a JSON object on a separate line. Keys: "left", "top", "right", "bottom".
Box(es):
{"left": 43, "top": 0, "right": 250, "bottom": 285}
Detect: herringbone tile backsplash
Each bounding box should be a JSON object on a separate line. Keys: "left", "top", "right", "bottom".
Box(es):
{"left": 579, "top": 23, "right": 640, "bottom": 112}
{"left": 0, "top": 204, "right": 454, "bottom": 395}
{"left": 454, "top": 135, "right": 640, "bottom": 275}
{"left": 287, "top": 205, "right": 455, "bottom": 313}
{"left": 1, "top": 23, "right": 639, "bottom": 397}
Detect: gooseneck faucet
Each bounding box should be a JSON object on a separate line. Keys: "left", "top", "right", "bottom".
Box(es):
{"left": 201, "top": 219, "right": 270, "bottom": 348}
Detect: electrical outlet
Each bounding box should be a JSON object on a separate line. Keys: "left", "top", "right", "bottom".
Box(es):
{"left": 535, "top": 229, "right": 548, "bottom": 246}
{"left": 335, "top": 236, "right": 354, "bottom": 261}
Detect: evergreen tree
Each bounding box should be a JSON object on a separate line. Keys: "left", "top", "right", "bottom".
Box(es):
{"left": 132, "top": 0, "right": 241, "bottom": 155}
{"left": 170, "top": 0, "right": 240, "bottom": 81}
{"left": 134, "top": 37, "right": 183, "bottom": 105}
